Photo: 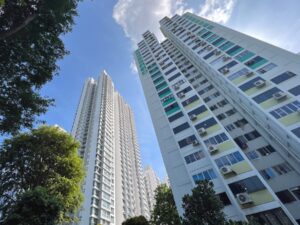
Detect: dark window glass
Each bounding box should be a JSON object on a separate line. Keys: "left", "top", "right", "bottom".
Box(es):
{"left": 195, "top": 117, "right": 217, "bottom": 129}
{"left": 228, "top": 176, "right": 265, "bottom": 195}
{"left": 256, "top": 145, "right": 276, "bottom": 156}
{"left": 291, "top": 186, "right": 300, "bottom": 200}
{"left": 187, "top": 105, "right": 207, "bottom": 116}
{"left": 226, "top": 45, "right": 243, "bottom": 56}
{"left": 178, "top": 135, "right": 197, "bottom": 148}
{"left": 239, "top": 77, "right": 265, "bottom": 92}
{"left": 245, "top": 56, "right": 267, "bottom": 69}
{"left": 164, "top": 103, "right": 179, "bottom": 113}
{"left": 203, "top": 51, "right": 215, "bottom": 60}
{"left": 247, "top": 208, "right": 293, "bottom": 225}
{"left": 291, "top": 127, "right": 300, "bottom": 138}
{"left": 158, "top": 88, "right": 171, "bottom": 97}
{"left": 151, "top": 71, "right": 161, "bottom": 79}
{"left": 271, "top": 71, "right": 296, "bottom": 84}
{"left": 177, "top": 86, "right": 192, "bottom": 95}
{"left": 168, "top": 72, "right": 181, "bottom": 82}
{"left": 173, "top": 122, "right": 190, "bottom": 134}
{"left": 182, "top": 95, "right": 199, "bottom": 107}
{"left": 168, "top": 111, "right": 184, "bottom": 122}
{"left": 155, "top": 81, "right": 167, "bottom": 91}
{"left": 212, "top": 37, "right": 225, "bottom": 46}
{"left": 252, "top": 87, "right": 281, "bottom": 104}
{"left": 165, "top": 67, "right": 177, "bottom": 75}
{"left": 218, "top": 61, "right": 238, "bottom": 73}
{"left": 276, "top": 190, "right": 296, "bottom": 203}
{"left": 288, "top": 85, "right": 300, "bottom": 96}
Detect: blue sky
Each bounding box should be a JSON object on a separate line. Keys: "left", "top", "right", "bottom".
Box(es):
{"left": 41, "top": 0, "right": 300, "bottom": 179}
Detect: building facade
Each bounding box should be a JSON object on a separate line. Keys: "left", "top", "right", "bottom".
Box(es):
{"left": 71, "top": 71, "right": 149, "bottom": 225}
{"left": 143, "top": 166, "right": 160, "bottom": 212}
{"left": 135, "top": 12, "right": 300, "bottom": 224}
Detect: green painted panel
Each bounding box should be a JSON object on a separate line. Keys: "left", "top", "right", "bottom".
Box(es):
{"left": 228, "top": 48, "right": 244, "bottom": 57}
{"left": 156, "top": 83, "right": 167, "bottom": 91}
{"left": 184, "top": 99, "right": 201, "bottom": 110}
{"left": 206, "top": 124, "right": 221, "bottom": 135}
{"left": 232, "top": 76, "right": 248, "bottom": 85}
{"left": 231, "top": 161, "right": 252, "bottom": 175}
{"left": 245, "top": 86, "right": 262, "bottom": 96}
{"left": 260, "top": 96, "right": 290, "bottom": 109}
{"left": 192, "top": 111, "right": 210, "bottom": 123}
{"left": 159, "top": 90, "right": 171, "bottom": 98}
{"left": 279, "top": 112, "right": 300, "bottom": 126}
{"left": 166, "top": 106, "right": 180, "bottom": 116}
{"left": 216, "top": 141, "right": 236, "bottom": 154}
{"left": 249, "top": 59, "right": 268, "bottom": 70}
{"left": 162, "top": 98, "right": 175, "bottom": 107}
{"left": 248, "top": 190, "right": 274, "bottom": 207}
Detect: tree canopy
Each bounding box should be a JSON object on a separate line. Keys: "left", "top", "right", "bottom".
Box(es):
{"left": 151, "top": 184, "right": 182, "bottom": 225}
{"left": 0, "top": 0, "right": 79, "bottom": 134}
{"left": 122, "top": 216, "right": 149, "bottom": 225}
{"left": 0, "top": 125, "right": 85, "bottom": 223}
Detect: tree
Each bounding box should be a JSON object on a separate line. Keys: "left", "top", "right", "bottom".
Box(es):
{"left": 122, "top": 216, "right": 149, "bottom": 225}
{"left": 1, "top": 187, "right": 62, "bottom": 225}
{"left": 151, "top": 184, "right": 182, "bottom": 225}
{"left": 0, "top": 0, "right": 80, "bottom": 134}
{"left": 0, "top": 125, "right": 85, "bottom": 223}
{"left": 182, "top": 180, "right": 226, "bottom": 225}
{"left": 181, "top": 180, "right": 259, "bottom": 225}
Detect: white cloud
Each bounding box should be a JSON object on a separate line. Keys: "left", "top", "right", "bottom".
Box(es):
{"left": 198, "top": 0, "right": 236, "bottom": 24}
{"left": 130, "top": 60, "right": 138, "bottom": 74}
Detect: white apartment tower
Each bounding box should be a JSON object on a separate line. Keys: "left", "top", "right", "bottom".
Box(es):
{"left": 143, "top": 166, "right": 160, "bottom": 211}
{"left": 71, "top": 71, "right": 149, "bottom": 225}
{"left": 135, "top": 13, "right": 300, "bottom": 225}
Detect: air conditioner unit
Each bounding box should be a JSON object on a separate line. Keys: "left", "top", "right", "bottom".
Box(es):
{"left": 236, "top": 192, "right": 253, "bottom": 205}
{"left": 254, "top": 80, "right": 266, "bottom": 88}
{"left": 197, "top": 127, "right": 207, "bottom": 136}
{"left": 174, "top": 85, "right": 180, "bottom": 90}
{"left": 206, "top": 45, "right": 213, "bottom": 50}
{"left": 223, "top": 56, "right": 231, "bottom": 62}
{"left": 273, "top": 91, "right": 287, "bottom": 101}
{"left": 192, "top": 140, "right": 200, "bottom": 146}
{"left": 246, "top": 72, "right": 254, "bottom": 77}
{"left": 189, "top": 114, "right": 197, "bottom": 121}
{"left": 200, "top": 42, "right": 207, "bottom": 46}
{"left": 208, "top": 145, "right": 218, "bottom": 154}
{"left": 178, "top": 92, "right": 185, "bottom": 98}
{"left": 214, "top": 50, "right": 221, "bottom": 56}
{"left": 221, "top": 68, "right": 230, "bottom": 75}
{"left": 220, "top": 165, "right": 233, "bottom": 175}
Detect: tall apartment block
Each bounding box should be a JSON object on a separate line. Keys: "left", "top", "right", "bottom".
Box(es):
{"left": 71, "top": 71, "right": 149, "bottom": 225}
{"left": 143, "top": 166, "right": 161, "bottom": 211}
{"left": 134, "top": 12, "right": 300, "bottom": 225}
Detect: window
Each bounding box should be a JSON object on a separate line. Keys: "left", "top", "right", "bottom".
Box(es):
{"left": 219, "top": 41, "right": 234, "bottom": 51}
{"left": 256, "top": 145, "right": 275, "bottom": 156}
{"left": 257, "top": 63, "right": 277, "bottom": 74}
{"left": 178, "top": 135, "right": 197, "bottom": 148}
{"left": 260, "top": 168, "right": 276, "bottom": 180}
{"left": 212, "top": 37, "right": 225, "bottom": 46}
{"left": 203, "top": 50, "right": 215, "bottom": 60}
{"left": 244, "top": 130, "right": 261, "bottom": 141}
{"left": 151, "top": 71, "right": 162, "bottom": 79}
{"left": 234, "top": 118, "right": 248, "bottom": 127}
{"left": 246, "top": 150, "right": 259, "bottom": 160}
{"left": 239, "top": 77, "right": 265, "bottom": 92}
{"left": 253, "top": 87, "right": 281, "bottom": 104}
{"left": 291, "top": 186, "right": 300, "bottom": 200}
{"left": 192, "top": 168, "right": 217, "bottom": 182}
{"left": 155, "top": 81, "right": 167, "bottom": 91}
{"left": 292, "top": 127, "right": 300, "bottom": 138}
{"left": 182, "top": 95, "right": 199, "bottom": 107}
{"left": 229, "top": 176, "right": 265, "bottom": 194}
{"left": 247, "top": 208, "right": 294, "bottom": 225}
{"left": 158, "top": 88, "right": 171, "bottom": 98}
{"left": 225, "top": 124, "right": 235, "bottom": 132}
{"left": 288, "top": 85, "right": 300, "bottom": 96}
{"left": 235, "top": 50, "right": 255, "bottom": 62}
{"left": 153, "top": 76, "right": 164, "bottom": 85}
{"left": 271, "top": 71, "right": 297, "bottom": 84}
{"left": 270, "top": 101, "right": 300, "bottom": 119}
{"left": 207, "top": 34, "right": 219, "bottom": 43}
{"left": 204, "top": 132, "right": 229, "bottom": 146}
{"left": 226, "top": 45, "right": 243, "bottom": 56}
{"left": 225, "top": 108, "right": 237, "bottom": 116}
{"left": 201, "top": 31, "right": 212, "bottom": 39}
{"left": 164, "top": 102, "right": 180, "bottom": 115}
{"left": 161, "top": 94, "right": 175, "bottom": 106}
{"left": 184, "top": 150, "right": 205, "bottom": 164}
{"left": 195, "top": 117, "right": 217, "bottom": 129}
{"left": 228, "top": 68, "right": 250, "bottom": 81}
{"left": 245, "top": 56, "right": 268, "bottom": 69}
{"left": 273, "top": 163, "right": 294, "bottom": 175}
{"left": 173, "top": 122, "right": 190, "bottom": 134}
{"left": 215, "top": 151, "right": 244, "bottom": 168}
{"left": 165, "top": 67, "right": 177, "bottom": 75}
{"left": 276, "top": 190, "right": 296, "bottom": 203}
{"left": 210, "top": 55, "right": 225, "bottom": 66}
{"left": 168, "top": 72, "right": 181, "bottom": 82}
{"left": 187, "top": 105, "right": 207, "bottom": 117}
{"left": 216, "top": 113, "right": 226, "bottom": 120}
{"left": 218, "top": 61, "right": 238, "bottom": 73}
{"left": 218, "top": 192, "right": 232, "bottom": 206}
{"left": 168, "top": 111, "right": 184, "bottom": 122}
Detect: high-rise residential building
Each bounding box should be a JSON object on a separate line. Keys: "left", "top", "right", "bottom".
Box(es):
{"left": 134, "top": 12, "right": 300, "bottom": 225}
{"left": 143, "top": 166, "right": 160, "bottom": 211}
{"left": 71, "top": 71, "right": 149, "bottom": 225}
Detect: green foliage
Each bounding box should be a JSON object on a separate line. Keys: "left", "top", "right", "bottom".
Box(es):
{"left": 151, "top": 184, "right": 182, "bottom": 225}
{"left": 182, "top": 180, "right": 226, "bottom": 225}
{"left": 122, "top": 216, "right": 149, "bottom": 225}
{"left": 1, "top": 187, "right": 62, "bottom": 225}
{"left": 0, "top": 125, "right": 85, "bottom": 223}
{"left": 0, "top": 0, "right": 80, "bottom": 134}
